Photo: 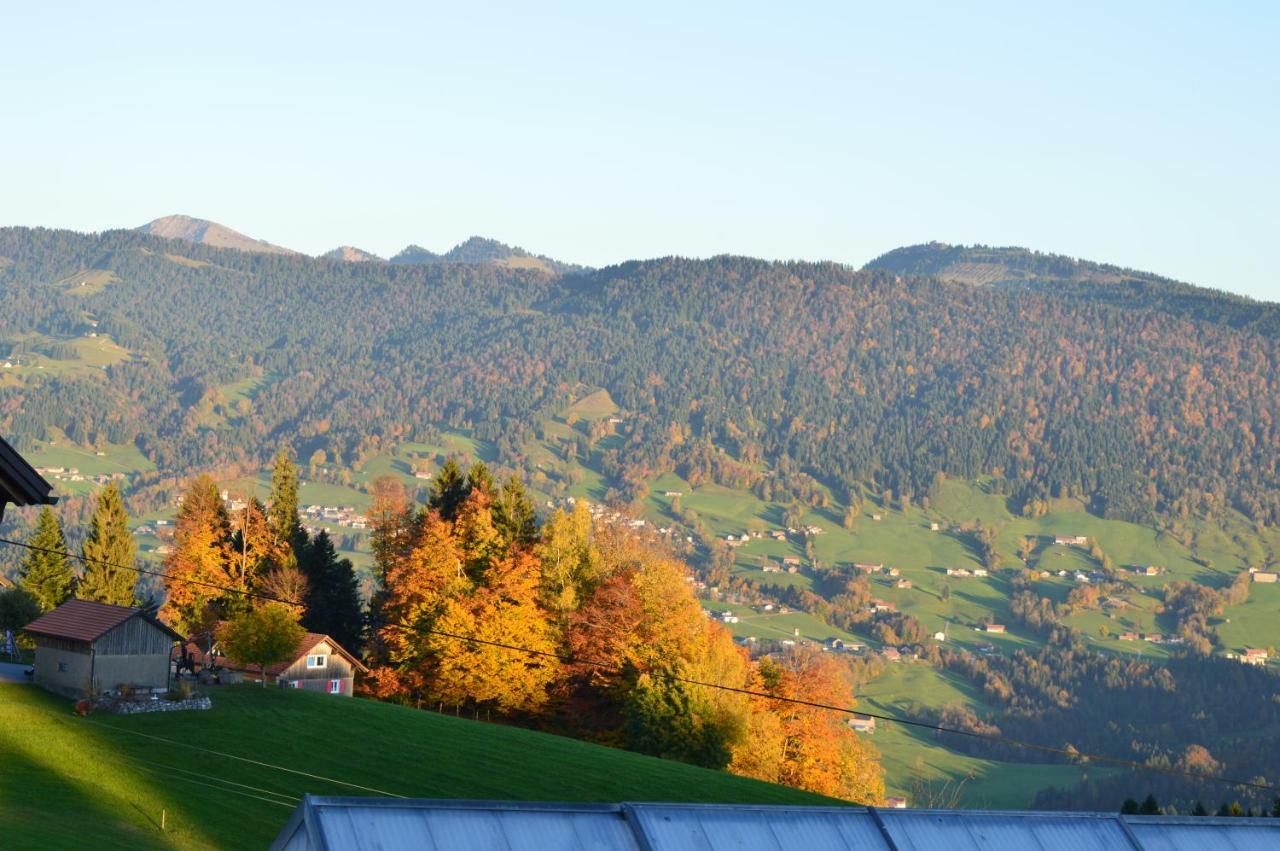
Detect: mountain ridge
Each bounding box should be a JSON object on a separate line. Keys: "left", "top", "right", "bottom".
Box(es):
{"left": 137, "top": 214, "right": 299, "bottom": 256}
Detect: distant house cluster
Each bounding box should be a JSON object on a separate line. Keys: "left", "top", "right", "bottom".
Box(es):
{"left": 34, "top": 466, "right": 125, "bottom": 486}
{"left": 944, "top": 567, "right": 987, "bottom": 578}
{"left": 301, "top": 503, "right": 369, "bottom": 531}
{"left": 552, "top": 496, "right": 688, "bottom": 543}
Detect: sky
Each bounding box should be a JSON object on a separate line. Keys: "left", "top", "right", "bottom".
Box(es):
{"left": 2, "top": 2, "right": 1277, "bottom": 300}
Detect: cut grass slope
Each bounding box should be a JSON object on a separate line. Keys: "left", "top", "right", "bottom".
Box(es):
{"left": 0, "top": 683, "right": 832, "bottom": 850}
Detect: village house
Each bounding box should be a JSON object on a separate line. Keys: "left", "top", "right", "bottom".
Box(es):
{"left": 983, "top": 623, "right": 1006, "bottom": 634}
{"left": 1241, "top": 648, "right": 1268, "bottom": 666}
{"left": 182, "top": 632, "right": 367, "bottom": 695}
{"left": 781, "top": 557, "right": 802, "bottom": 567}
{"left": 895, "top": 579, "right": 913, "bottom": 589}
{"left": 1119, "top": 632, "right": 1139, "bottom": 641}
{"left": 945, "top": 567, "right": 971, "bottom": 577}
{"left": 24, "top": 599, "right": 183, "bottom": 699}
{"left": 1250, "top": 569, "right": 1278, "bottom": 584}
{"left": 761, "top": 561, "right": 781, "bottom": 573}
{"left": 885, "top": 796, "right": 908, "bottom": 809}
{"left": 932, "top": 631, "right": 947, "bottom": 641}
{"left": 848, "top": 714, "right": 876, "bottom": 733}
{"left": 881, "top": 647, "right": 901, "bottom": 662}
{"left": 854, "top": 562, "right": 883, "bottom": 573}
{"left": 871, "top": 599, "right": 896, "bottom": 613}
{"left": 971, "top": 568, "right": 988, "bottom": 578}
{"left": 1054, "top": 535, "right": 1090, "bottom": 546}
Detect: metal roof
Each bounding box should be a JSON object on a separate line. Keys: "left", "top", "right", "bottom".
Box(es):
{"left": 0, "top": 435, "right": 56, "bottom": 518}
{"left": 23, "top": 598, "right": 182, "bottom": 644}
{"left": 270, "top": 797, "right": 1280, "bottom": 851}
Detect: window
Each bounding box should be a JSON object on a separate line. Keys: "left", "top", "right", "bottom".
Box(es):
{"left": 290, "top": 680, "right": 302, "bottom": 689}
{"left": 57, "top": 661, "right": 69, "bottom": 673}
{"left": 329, "top": 679, "right": 342, "bottom": 695}
{"left": 306, "top": 654, "right": 326, "bottom": 669}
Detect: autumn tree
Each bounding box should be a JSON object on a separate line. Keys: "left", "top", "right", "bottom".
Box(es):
{"left": 228, "top": 497, "right": 288, "bottom": 611}
{"left": 536, "top": 502, "right": 600, "bottom": 618}
{"left": 161, "top": 475, "right": 234, "bottom": 635}
{"left": 429, "top": 549, "right": 560, "bottom": 714}
{"left": 219, "top": 605, "right": 305, "bottom": 686}
{"left": 79, "top": 482, "right": 139, "bottom": 606}
{"left": 730, "top": 647, "right": 885, "bottom": 803}
{"left": 371, "top": 512, "right": 469, "bottom": 703}
{"left": 19, "top": 507, "right": 74, "bottom": 611}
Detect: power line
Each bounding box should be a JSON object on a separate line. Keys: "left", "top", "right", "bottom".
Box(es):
{"left": 0, "top": 536, "right": 303, "bottom": 608}
{"left": 1, "top": 534, "right": 1273, "bottom": 796}
{"left": 376, "top": 619, "right": 1279, "bottom": 794}
{"left": 75, "top": 715, "right": 407, "bottom": 798}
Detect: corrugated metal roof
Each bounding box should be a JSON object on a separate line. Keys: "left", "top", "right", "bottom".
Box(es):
{"left": 629, "top": 803, "right": 889, "bottom": 850}
{"left": 23, "top": 598, "right": 182, "bottom": 644}
{"left": 271, "top": 797, "right": 1280, "bottom": 851}
{"left": 878, "top": 810, "right": 1135, "bottom": 851}
{"left": 1126, "top": 817, "right": 1280, "bottom": 851}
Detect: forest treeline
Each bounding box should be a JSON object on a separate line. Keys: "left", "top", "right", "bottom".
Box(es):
{"left": 3, "top": 226, "right": 1280, "bottom": 530}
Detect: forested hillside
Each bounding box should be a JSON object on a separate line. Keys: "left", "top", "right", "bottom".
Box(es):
{"left": 3, "top": 226, "right": 1279, "bottom": 527}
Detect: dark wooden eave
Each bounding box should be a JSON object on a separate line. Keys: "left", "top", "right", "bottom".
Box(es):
{"left": 0, "top": 435, "right": 57, "bottom": 521}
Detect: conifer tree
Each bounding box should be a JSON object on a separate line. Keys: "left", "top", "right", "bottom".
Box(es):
{"left": 300, "top": 530, "right": 363, "bottom": 651}
{"left": 428, "top": 458, "right": 469, "bottom": 522}
{"left": 79, "top": 482, "right": 139, "bottom": 606}
{"left": 493, "top": 476, "right": 538, "bottom": 547}
{"left": 268, "top": 449, "right": 301, "bottom": 554}
{"left": 19, "top": 507, "right": 74, "bottom": 611}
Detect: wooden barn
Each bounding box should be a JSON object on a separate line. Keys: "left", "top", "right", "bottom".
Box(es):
{"left": 24, "top": 599, "right": 183, "bottom": 699}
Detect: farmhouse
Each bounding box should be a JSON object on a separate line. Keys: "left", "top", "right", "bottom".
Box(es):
{"left": 24, "top": 599, "right": 182, "bottom": 699}
{"left": 895, "top": 579, "right": 913, "bottom": 589}
{"left": 1251, "top": 570, "right": 1278, "bottom": 584}
{"left": 1241, "top": 648, "right": 1268, "bottom": 666}
{"left": 971, "top": 568, "right": 988, "bottom": 578}
{"left": 1119, "top": 632, "right": 1139, "bottom": 641}
{"left": 185, "top": 632, "right": 367, "bottom": 695}
{"left": 1054, "top": 535, "right": 1089, "bottom": 546}
{"left": 945, "top": 567, "right": 971, "bottom": 577}
{"left": 848, "top": 713, "right": 876, "bottom": 733}
{"left": 983, "top": 623, "right": 1006, "bottom": 634}
{"left": 781, "top": 557, "right": 802, "bottom": 567}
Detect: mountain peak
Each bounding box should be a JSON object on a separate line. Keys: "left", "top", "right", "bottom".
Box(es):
{"left": 320, "top": 245, "right": 383, "bottom": 263}
{"left": 137, "top": 215, "right": 297, "bottom": 256}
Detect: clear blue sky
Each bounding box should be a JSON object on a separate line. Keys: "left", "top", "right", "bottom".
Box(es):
{"left": 2, "top": 2, "right": 1276, "bottom": 299}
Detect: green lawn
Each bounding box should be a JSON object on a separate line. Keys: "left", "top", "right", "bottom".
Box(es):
{"left": 0, "top": 683, "right": 832, "bottom": 850}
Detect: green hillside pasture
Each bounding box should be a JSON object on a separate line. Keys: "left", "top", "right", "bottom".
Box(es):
{"left": 0, "top": 683, "right": 832, "bottom": 850}
{"left": 856, "top": 664, "right": 1109, "bottom": 808}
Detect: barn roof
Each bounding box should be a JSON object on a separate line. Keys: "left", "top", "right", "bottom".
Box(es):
{"left": 0, "top": 435, "right": 57, "bottom": 515}
{"left": 271, "top": 797, "right": 1280, "bottom": 851}
{"left": 23, "top": 598, "right": 182, "bottom": 644}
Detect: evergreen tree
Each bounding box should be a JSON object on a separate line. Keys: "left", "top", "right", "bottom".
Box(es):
{"left": 429, "top": 459, "right": 469, "bottom": 521}
{"left": 1192, "top": 801, "right": 1208, "bottom": 817}
{"left": 492, "top": 476, "right": 538, "bottom": 547}
{"left": 1139, "top": 794, "right": 1161, "bottom": 815}
{"left": 1120, "top": 799, "right": 1139, "bottom": 815}
{"left": 19, "top": 507, "right": 74, "bottom": 611}
{"left": 300, "top": 530, "right": 363, "bottom": 651}
{"left": 78, "top": 482, "right": 139, "bottom": 606}
{"left": 465, "top": 461, "right": 494, "bottom": 497}
{"left": 268, "top": 448, "right": 301, "bottom": 553}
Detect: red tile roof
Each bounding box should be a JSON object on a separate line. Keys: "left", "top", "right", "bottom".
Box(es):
{"left": 23, "top": 598, "right": 182, "bottom": 643}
